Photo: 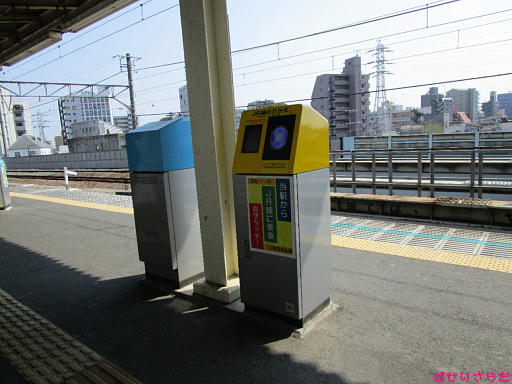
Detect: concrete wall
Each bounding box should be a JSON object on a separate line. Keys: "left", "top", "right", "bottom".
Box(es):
{"left": 5, "top": 149, "right": 128, "bottom": 170}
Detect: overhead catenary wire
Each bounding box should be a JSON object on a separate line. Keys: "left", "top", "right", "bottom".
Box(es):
{"left": 11, "top": 3, "right": 179, "bottom": 80}
{"left": 133, "top": 33, "right": 512, "bottom": 99}
{"left": 2, "top": 0, "right": 155, "bottom": 75}
{"left": 230, "top": 0, "right": 460, "bottom": 55}
{"left": 237, "top": 36, "right": 512, "bottom": 88}
{"left": 232, "top": 12, "right": 512, "bottom": 74}
{"left": 124, "top": 0, "right": 465, "bottom": 74}
{"left": 9, "top": 2, "right": 511, "bottom": 123}
{"left": 232, "top": 17, "right": 512, "bottom": 79}
{"left": 234, "top": 72, "right": 512, "bottom": 109}
{"left": 141, "top": 72, "right": 512, "bottom": 116}
{"left": 129, "top": 5, "right": 512, "bottom": 84}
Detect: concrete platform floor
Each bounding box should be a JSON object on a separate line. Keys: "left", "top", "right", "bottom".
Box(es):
{"left": 1, "top": 196, "right": 511, "bottom": 383}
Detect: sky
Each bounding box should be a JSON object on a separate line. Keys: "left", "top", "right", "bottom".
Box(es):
{"left": 2, "top": 0, "right": 512, "bottom": 141}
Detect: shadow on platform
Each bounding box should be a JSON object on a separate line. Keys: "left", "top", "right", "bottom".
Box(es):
{"left": 0, "top": 237, "right": 364, "bottom": 384}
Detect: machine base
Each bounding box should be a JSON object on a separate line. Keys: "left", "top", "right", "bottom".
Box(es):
{"left": 244, "top": 299, "right": 338, "bottom": 338}
{"left": 244, "top": 297, "right": 332, "bottom": 328}
{"left": 193, "top": 278, "right": 241, "bottom": 303}
{"left": 142, "top": 271, "right": 204, "bottom": 291}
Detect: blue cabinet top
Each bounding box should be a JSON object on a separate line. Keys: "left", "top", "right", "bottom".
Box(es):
{"left": 126, "top": 117, "right": 195, "bottom": 172}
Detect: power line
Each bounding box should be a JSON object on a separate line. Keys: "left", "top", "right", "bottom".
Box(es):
{"left": 234, "top": 72, "right": 512, "bottom": 108}
{"left": 133, "top": 66, "right": 185, "bottom": 81}
{"left": 232, "top": 10, "right": 512, "bottom": 73}
{"left": 129, "top": 5, "right": 512, "bottom": 79}
{"left": 138, "top": 71, "right": 512, "bottom": 117}
{"left": 231, "top": 34, "right": 512, "bottom": 90}
{"left": 137, "top": 95, "right": 179, "bottom": 106}
{"left": 391, "top": 36, "right": 512, "bottom": 61}
{"left": 134, "top": 31, "right": 512, "bottom": 98}
{"left": 136, "top": 79, "right": 186, "bottom": 94}
{"left": 130, "top": 0, "right": 462, "bottom": 73}
{"left": 135, "top": 60, "right": 186, "bottom": 71}
{"left": 130, "top": 31, "right": 512, "bottom": 102}
{"left": 230, "top": 0, "right": 460, "bottom": 55}
{"left": 11, "top": 3, "right": 179, "bottom": 80}
{"left": 3, "top": 0, "right": 154, "bottom": 75}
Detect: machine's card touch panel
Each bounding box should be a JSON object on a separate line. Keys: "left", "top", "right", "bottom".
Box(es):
{"left": 246, "top": 176, "right": 295, "bottom": 258}
{"left": 262, "top": 114, "right": 296, "bottom": 161}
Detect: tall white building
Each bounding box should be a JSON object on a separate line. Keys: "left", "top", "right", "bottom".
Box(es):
{"left": 58, "top": 86, "right": 112, "bottom": 142}
{"left": 12, "top": 103, "right": 33, "bottom": 137}
{"left": 446, "top": 88, "right": 479, "bottom": 123}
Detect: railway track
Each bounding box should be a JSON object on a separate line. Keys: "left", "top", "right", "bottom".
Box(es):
{"left": 7, "top": 172, "right": 130, "bottom": 184}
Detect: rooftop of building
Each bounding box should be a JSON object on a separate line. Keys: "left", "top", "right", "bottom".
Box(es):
{"left": 8, "top": 135, "right": 51, "bottom": 150}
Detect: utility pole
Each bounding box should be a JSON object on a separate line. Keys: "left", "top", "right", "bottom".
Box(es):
{"left": 115, "top": 53, "right": 140, "bottom": 130}
{"left": 126, "top": 53, "right": 137, "bottom": 130}
{"left": 0, "top": 91, "right": 9, "bottom": 156}
{"left": 0, "top": 112, "right": 7, "bottom": 156}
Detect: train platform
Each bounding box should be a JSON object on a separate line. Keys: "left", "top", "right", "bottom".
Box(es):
{"left": 1, "top": 186, "right": 512, "bottom": 383}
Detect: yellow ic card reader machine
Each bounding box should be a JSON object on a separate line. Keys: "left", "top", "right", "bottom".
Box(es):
{"left": 233, "top": 104, "right": 331, "bottom": 326}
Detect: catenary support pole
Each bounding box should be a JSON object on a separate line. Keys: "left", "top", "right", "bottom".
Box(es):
{"left": 126, "top": 53, "right": 138, "bottom": 130}
{"left": 179, "top": 0, "right": 239, "bottom": 301}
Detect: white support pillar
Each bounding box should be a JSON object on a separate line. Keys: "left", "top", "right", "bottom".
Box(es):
{"left": 179, "top": 0, "right": 239, "bottom": 301}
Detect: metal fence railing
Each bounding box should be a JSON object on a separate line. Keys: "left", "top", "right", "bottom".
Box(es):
{"left": 330, "top": 147, "right": 512, "bottom": 199}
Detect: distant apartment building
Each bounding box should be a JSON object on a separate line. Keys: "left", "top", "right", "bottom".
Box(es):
{"left": 390, "top": 106, "right": 422, "bottom": 133}
{"left": 68, "top": 133, "right": 126, "bottom": 153}
{"left": 12, "top": 103, "right": 33, "bottom": 137}
{"left": 70, "top": 120, "right": 123, "bottom": 139}
{"left": 113, "top": 115, "right": 133, "bottom": 132}
{"left": 482, "top": 91, "right": 499, "bottom": 117}
{"left": 311, "top": 56, "right": 370, "bottom": 142}
{"left": 58, "top": 87, "right": 112, "bottom": 142}
{"left": 445, "top": 88, "right": 479, "bottom": 123}
{"left": 421, "top": 87, "right": 444, "bottom": 114}
{"left": 247, "top": 99, "right": 276, "bottom": 109}
{"left": 422, "top": 97, "right": 453, "bottom": 131}
{"left": 497, "top": 92, "right": 512, "bottom": 119}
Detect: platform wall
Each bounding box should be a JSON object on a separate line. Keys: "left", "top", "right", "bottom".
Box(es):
{"left": 5, "top": 150, "right": 128, "bottom": 169}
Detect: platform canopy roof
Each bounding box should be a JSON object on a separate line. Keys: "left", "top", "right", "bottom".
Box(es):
{"left": 0, "top": 0, "right": 137, "bottom": 67}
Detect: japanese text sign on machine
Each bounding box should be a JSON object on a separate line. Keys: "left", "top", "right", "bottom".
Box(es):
{"left": 247, "top": 176, "right": 293, "bottom": 257}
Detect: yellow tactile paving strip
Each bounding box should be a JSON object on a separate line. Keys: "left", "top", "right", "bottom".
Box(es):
{"left": 332, "top": 235, "right": 512, "bottom": 274}
{"left": 0, "top": 289, "right": 141, "bottom": 384}
{"left": 10, "top": 192, "right": 134, "bottom": 215}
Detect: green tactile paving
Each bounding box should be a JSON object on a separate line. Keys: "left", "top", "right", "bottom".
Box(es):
{"left": 0, "top": 289, "right": 141, "bottom": 384}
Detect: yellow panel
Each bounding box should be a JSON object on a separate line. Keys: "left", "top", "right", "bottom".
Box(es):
{"left": 292, "top": 103, "right": 329, "bottom": 174}
{"left": 233, "top": 104, "right": 328, "bottom": 175}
